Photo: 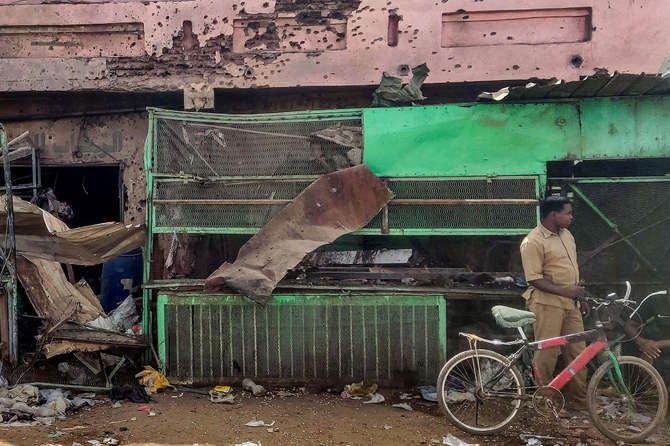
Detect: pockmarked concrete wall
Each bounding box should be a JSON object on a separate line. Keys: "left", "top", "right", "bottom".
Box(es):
{"left": 0, "top": 0, "right": 666, "bottom": 92}
{"left": 3, "top": 113, "right": 148, "bottom": 225}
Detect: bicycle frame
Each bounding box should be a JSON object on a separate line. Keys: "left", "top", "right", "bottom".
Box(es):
{"left": 463, "top": 327, "right": 612, "bottom": 395}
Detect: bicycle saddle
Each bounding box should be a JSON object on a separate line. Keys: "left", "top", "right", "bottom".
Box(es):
{"left": 491, "top": 305, "right": 536, "bottom": 328}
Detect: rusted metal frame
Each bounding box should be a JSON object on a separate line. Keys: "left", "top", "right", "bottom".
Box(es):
{"left": 568, "top": 183, "right": 658, "bottom": 274}
{"left": 0, "top": 125, "right": 18, "bottom": 366}
{"left": 579, "top": 215, "right": 670, "bottom": 267}
{"left": 149, "top": 107, "right": 363, "bottom": 125}
{"left": 187, "top": 122, "right": 312, "bottom": 140}
{"left": 153, "top": 198, "right": 539, "bottom": 205}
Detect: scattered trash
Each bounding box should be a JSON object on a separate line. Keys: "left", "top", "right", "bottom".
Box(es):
{"left": 214, "top": 386, "right": 231, "bottom": 393}
{"left": 209, "top": 390, "right": 235, "bottom": 404}
{"left": 525, "top": 439, "right": 541, "bottom": 446}
{"left": 363, "top": 393, "right": 385, "bottom": 404}
{"left": 110, "top": 386, "right": 151, "bottom": 403}
{"left": 442, "top": 434, "right": 480, "bottom": 446}
{"left": 276, "top": 390, "right": 297, "bottom": 398}
{"left": 245, "top": 419, "right": 275, "bottom": 428}
{"left": 346, "top": 382, "right": 378, "bottom": 397}
{"left": 419, "top": 386, "right": 437, "bottom": 402}
{"left": 137, "top": 405, "right": 151, "bottom": 412}
{"left": 111, "top": 402, "right": 121, "bottom": 409}
{"left": 391, "top": 403, "right": 412, "bottom": 411}
{"left": 108, "top": 295, "right": 140, "bottom": 332}
{"left": 148, "top": 412, "right": 156, "bottom": 417}
{"left": 242, "top": 378, "right": 266, "bottom": 397}
{"left": 103, "top": 439, "right": 119, "bottom": 445}
{"left": 45, "top": 431, "right": 64, "bottom": 438}
{"left": 171, "top": 393, "right": 184, "bottom": 398}
{"left": 57, "top": 362, "right": 88, "bottom": 386}
{"left": 8, "top": 384, "right": 40, "bottom": 405}
{"left": 266, "top": 428, "right": 273, "bottom": 433}
{"left": 135, "top": 366, "right": 172, "bottom": 394}
{"left": 383, "top": 425, "right": 392, "bottom": 430}
{"left": 340, "top": 391, "right": 362, "bottom": 400}
{"left": 444, "top": 390, "right": 476, "bottom": 403}
{"left": 519, "top": 433, "right": 562, "bottom": 443}
{"left": 234, "top": 442, "right": 261, "bottom": 446}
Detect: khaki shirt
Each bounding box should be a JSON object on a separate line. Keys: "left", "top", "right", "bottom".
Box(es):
{"left": 520, "top": 223, "right": 580, "bottom": 309}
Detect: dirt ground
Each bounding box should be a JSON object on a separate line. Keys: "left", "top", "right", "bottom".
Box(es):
{"left": 1, "top": 387, "right": 668, "bottom": 446}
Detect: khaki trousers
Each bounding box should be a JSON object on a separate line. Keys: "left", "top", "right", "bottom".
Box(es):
{"left": 528, "top": 300, "right": 587, "bottom": 401}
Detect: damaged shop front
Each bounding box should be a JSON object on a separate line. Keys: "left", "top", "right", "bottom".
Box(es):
{"left": 143, "top": 73, "right": 670, "bottom": 386}
{"left": 0, "top": 126, "right": 151, "bottom": 402}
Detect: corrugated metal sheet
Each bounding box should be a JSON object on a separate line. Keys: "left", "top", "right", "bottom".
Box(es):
{"left": 479, "top": 73, "right": 670, "bottom": 102}
{"left": 157, "top": 293, "right": 447, "bottom": 385}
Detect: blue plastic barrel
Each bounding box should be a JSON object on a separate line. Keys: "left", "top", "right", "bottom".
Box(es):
{"left": 101, "top": 248, "right": 143, "bottom": 313}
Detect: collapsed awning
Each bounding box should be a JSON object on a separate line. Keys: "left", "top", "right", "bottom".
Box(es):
{"left": 0, "top": 196, "right": 144, "bottom": 265}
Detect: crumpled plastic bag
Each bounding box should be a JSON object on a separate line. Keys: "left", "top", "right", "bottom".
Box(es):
{"left": 135, "top": 366, "right": 172, "bottom": 394}
{"left": 209, "top": 390, "right": 235, "bottom": 404}
{"left": 443, "top": 433, "right": 479, "bottom": 446}
{"left": 109, "top": 295, "right": 140, "bottom": 332}
{"left": 345, "top": 382, "right": 378, "bottom": 397}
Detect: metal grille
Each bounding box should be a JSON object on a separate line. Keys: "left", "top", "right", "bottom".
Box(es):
{"left": 153, "top": 177, "right": 538, "bottom": 232}
{"left": 158, "top": 293, "right": 447, "bottom": 385}
{"left": 154, "top": 117, "right": 362, "bottom": 177}
{"left": 569, "top": 179, "right": 670, "bottom": 281}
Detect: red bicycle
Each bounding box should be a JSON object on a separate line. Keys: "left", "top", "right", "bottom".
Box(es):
{"left": 436, "top": 282, "right": 668, "bottom": 444}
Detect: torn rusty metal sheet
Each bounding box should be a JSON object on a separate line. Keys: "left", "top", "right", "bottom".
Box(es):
{"left": 17, "top": 255, "right": 106, "bottom": 324}
{"left": 204, "top": 165, "right": 393, "bottom": 304}
{"left": 0, "top": 196, "right": 144, "bottom": 265}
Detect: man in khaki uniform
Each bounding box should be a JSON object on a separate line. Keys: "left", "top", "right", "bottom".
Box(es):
{"left": 520, "top": 196, "right": 587, "bottom": 407}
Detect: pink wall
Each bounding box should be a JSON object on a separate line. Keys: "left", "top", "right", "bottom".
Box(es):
{"left": 0, "top": 0, "right": 666, "bottom": 92}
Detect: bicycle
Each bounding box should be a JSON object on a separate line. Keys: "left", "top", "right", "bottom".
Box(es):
{"left": 436, "top": 281, "right": 668, "bottom": 444}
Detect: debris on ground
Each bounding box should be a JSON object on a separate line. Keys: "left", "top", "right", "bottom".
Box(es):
{"left": 0, "top": 385, "right": 97, "bottom": 426}
{"left": 135, "top": 366, "right": 172, "bottom": 394}
{"left": 391, "top": 403, "right": 413, "bottom": 411}
{"left": 109, "top": 386, "right": 151, "bottom": 404}
{"left": 241, "top": 378, "right": 266, "bottom": 397}
{"left": 363, "top": 393, "right": 385, "bottom": 404}
{"left": 340, "top": 391, "right": 361, "bottom": 400}
{"left": 245, "top": 419, "right": 275, "bottom": 427}
{"left": 442, "top": 433, "right": 480, "bottom": 446}
{"left": 209, "top": 389, "right": 235, "bottom": 404}
{"left": 419, "top": 385, "right": 437, "bottom": 402}
{"left": 345, "top": 381, "right": 378, "bottom": 397}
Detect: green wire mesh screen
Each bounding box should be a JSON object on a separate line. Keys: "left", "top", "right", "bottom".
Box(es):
{"left": 570, "top": 179, "right": 670, "bottom": 283}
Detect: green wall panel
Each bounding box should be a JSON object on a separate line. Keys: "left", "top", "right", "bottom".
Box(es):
{"left": 363, "top": 103, "right": 581, "bottom": 177}
{"left": 580, "top": 96, "right": 670, "bottom": 159}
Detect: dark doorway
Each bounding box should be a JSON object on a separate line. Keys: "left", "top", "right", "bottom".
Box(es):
{"left": 9, "top": 164, "right": 122, "bottom": 293}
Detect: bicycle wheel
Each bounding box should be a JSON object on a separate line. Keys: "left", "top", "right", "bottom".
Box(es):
{"left": 437, "top": 349, "right": 525, "bottom": 435}
{"left": 587, "top": 356, "right": 668, "bottom": 444}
